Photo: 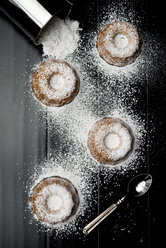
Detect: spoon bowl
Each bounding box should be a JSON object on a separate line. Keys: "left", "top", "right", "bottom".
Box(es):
{"left": 127, "top": 173, "right": 152, "bottom": 198}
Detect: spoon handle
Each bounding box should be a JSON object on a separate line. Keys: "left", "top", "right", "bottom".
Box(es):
{"left": 83, "top": 196, "right": 125, "bottom": 235}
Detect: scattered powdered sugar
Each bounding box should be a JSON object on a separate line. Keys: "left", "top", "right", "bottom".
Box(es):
{"left": 83, "top": 1, "right": 163, "bottom": 84}
{"left": 39, "top": 17, "right": 80, "bottom": 59}
{"left": 26, "top": 0, "right": 161, "bottom": 236}
{"left": 27, "top": 155, "right": 98, "bottom": 234}
{"left": 41, "top": 99, "right": 146, "bottom": 172}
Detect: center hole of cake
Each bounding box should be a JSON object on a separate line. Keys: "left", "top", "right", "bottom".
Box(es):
{"left": 47, "top": 194, "right": 62, "bottom": 212}
{"left": 114, "top": 34, "right": 128, "bottom": 49}
{"left": 105, "top": 133, "right": 120, "bottom": 150}
{"left": 50, "top": 74, "right": 65, "bottom": 90}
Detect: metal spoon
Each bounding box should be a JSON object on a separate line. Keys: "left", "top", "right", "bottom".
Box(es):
{"left": 83, "top": 173, "right": 152, "bottom": 235}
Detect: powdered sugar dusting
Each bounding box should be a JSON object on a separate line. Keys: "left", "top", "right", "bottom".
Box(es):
{"left": 37, "top": 60, "right": 77, "bottom": 99}
{"left": 82, "top": 1, "right": 162, "bottom": 84}
{"left": 45, "top": 101, "right": 146, "bottom": 171}
{"left": 103, "top": 22, "right": 140, "bottom": 58}
{"left": 47, "top": 194, "right": 63, "bottom": 212}
{"left": 27, "top": 155, "right": 98, "bottom": 235}
{"left": 50, "top": 74, "right": 66, "bottom": 90}
{"left": 32, "top": 59, "right": 79, "bottom": 107}
{"left": 31, "top": 181, "right": 75, "bottom": 224}
{"left": 91, "top": 119, "right": 133, "bottom": 162}
{"left": 114, "top": 34, "right": 128, "bottom": 49}
{"left": 26, "top": 0, "right": 161, "bottom": 236}
{"left": 105, "top": 133, "right": 120, "bottom": 149}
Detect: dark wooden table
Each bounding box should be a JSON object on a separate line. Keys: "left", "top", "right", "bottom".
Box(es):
{"left": 0, "top": 0, "right": 166, "bottom": 247}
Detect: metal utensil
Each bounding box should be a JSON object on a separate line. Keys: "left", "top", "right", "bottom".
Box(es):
{"left": 0, "top": 0, "right": 73, "bottom": 44}
{"left": 83, "top": 173, "right": 152, "bottom": 235}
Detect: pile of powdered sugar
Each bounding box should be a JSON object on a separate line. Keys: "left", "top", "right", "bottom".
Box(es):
{"left": 39, "top": 17, "right": 80, "bottom": 59}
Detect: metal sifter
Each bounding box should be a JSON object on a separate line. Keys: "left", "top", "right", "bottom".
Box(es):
{"left": 0, "top": 0, "right": 73, "bottom": 44}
